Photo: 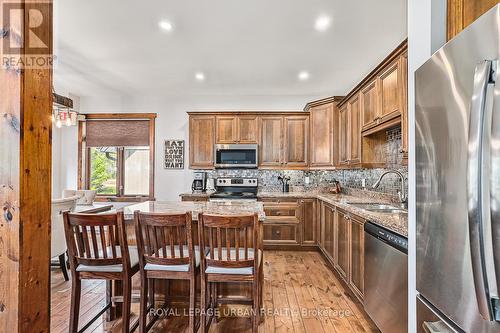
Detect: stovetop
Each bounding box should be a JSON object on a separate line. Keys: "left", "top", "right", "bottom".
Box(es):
{"left": 209, "top": 191, "right": 257, "bottom": 199}
{"left": 210, "top": 177, "right": 258, "bottom": 200}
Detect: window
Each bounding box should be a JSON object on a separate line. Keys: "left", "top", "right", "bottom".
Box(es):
{"left": 79, "top": 114, "right": 156, "bottom": 200}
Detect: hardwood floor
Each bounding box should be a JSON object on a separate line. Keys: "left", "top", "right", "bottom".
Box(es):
{"left": 50, "top": 251, "right": 379, "bottom": 333}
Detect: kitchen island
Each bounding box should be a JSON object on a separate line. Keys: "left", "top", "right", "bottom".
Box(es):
{"left": 108, "top": 200, "right": 266, "bottom": 324}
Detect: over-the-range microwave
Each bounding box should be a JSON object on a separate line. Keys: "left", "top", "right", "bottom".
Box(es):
{"left": 214, "top": 144, "right": 258, "bottom": 168}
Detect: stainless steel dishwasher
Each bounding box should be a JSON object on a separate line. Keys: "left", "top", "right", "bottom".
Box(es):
{"left": 364, "top": 222, "right": 408, "bottom": 333}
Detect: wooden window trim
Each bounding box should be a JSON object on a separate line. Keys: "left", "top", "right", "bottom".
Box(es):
{"left": 78, "top": 113, "right": 156, "bottom": 201}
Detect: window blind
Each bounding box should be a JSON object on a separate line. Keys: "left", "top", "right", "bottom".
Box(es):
{"left": 85, "top": 120, "right": 150, "bottom": 147}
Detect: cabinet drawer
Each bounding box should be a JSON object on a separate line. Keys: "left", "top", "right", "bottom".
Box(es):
{"left": 263, "top": 204, "right": 300, "bottom": 224}
{"left": 260, "top": 197, "right": 298, "bottom": 204}
{"left": 263, "top": 224, "right": 300, "bottom": 245}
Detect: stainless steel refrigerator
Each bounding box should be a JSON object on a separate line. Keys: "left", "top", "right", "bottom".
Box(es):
{"left": 416, "top": 5, "right": 500, "bottom": 333}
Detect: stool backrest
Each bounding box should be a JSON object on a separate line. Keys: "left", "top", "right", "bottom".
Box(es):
{"left": 63, "top": 212, "right": 130, "bottom": 271}
{"left": 198, "top": 213, "right": 259, "bottom": 270}
{"left": 134, "top": 211, "right": 194, "bottom": 268}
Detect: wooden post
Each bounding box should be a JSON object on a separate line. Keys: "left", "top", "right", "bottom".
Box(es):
{"left": 0, "top": 0, "right": 52, "bottom": 332}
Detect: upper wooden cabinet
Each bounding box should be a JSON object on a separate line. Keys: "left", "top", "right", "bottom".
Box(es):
{"left": 283, "top": 116, "right": 309, "bottom": 167}
{"left": 337, "top": 97, "right": 361, "bottom": 167}
{"left": 238, "top": 115, "right": 259, "bottom": 143}
{"left": 259, "top": 114, "right": 309, "bottom": 169}
{"left": 215, "top": 115, "right": 258, "bottom": 144}
{"left": 259, "top": 116, "right": 283, "bottom": 167}
{"left": 448, "top": 0, "right": 499, "bottom": 40}
{"left": 189, "top": 115, "right": 215, "bottom": 169}
{"left": 379, "top": 58, "right": 404, "bottom": 123}
{"left": 360, "top": 79, "right": 379, "bottom": 130}
{"left": 309, "top": 102, "right": 335, "bottom": 168}
{"left": 348, "top": 96, "right": 361, "bottom": 165}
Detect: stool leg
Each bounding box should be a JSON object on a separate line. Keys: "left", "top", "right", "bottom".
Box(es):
{"left": 139, "top": 276, "right": 148, "bottom": 333}
{"left": 200, "top": 275, "right": 207, "bottom": 333}
{"left": 189, "top": 276, "right": 196, "bottom": 333}
{"left": 69, "top": 277, "right": 81, "bottom": 333}
{"left": 122, "top": 277, "right": 132, "bottom": 333}
{"left": 59, "top": 253, "right": 69, "bottom": 281}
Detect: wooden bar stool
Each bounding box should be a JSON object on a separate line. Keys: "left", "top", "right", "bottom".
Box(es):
{"left": 134, "top": 211, "right": 200, "bottom": 333}
{"left": 63, "top": 211, "right": 139, "bottom": 333}
{"left": 198, "top": 213, "right": 263, "bottom": 333}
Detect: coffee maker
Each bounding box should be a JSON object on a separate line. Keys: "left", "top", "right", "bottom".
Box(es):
{"left": 192, "top": 171, "right": 207, "bottom": 193}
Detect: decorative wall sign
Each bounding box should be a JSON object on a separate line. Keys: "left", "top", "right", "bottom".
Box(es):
{"left": 164, "top": 140, "right": 185, "bottom": 169}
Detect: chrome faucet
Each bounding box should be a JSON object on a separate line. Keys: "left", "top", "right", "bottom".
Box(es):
{"left": 372, "top": 170, "right": 408, "bottom": 209}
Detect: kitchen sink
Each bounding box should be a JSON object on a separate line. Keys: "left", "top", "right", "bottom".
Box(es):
{"left": 347, "top": 202, "right": 407, "bottom": 214}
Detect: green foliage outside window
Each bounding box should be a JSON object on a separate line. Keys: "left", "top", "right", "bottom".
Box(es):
{"left": 90, "top": 148, "right": 117, "bottom": 195}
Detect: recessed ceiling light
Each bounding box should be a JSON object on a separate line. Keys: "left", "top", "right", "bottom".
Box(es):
{"left": 298, "top": 71, "right": 310, "bottom": 81}
{"left": 315, "top": 15, "right": 331, "bottom": 32}
{"left": 195, "top": 72, "right": 205, "bottom": 81}
{"left": 159, "top": 20, "right": 174, "bottom": 32}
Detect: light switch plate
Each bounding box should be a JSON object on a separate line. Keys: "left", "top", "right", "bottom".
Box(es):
{"left": 361, "top": 178, "right": 366, "bottom": 188}
{"left": 305, "top": 176, "right": 310, "bottom": 184}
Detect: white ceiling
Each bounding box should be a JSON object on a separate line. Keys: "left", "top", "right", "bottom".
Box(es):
{"left": 54, "top": 0, "right": 407, "bottom": 101}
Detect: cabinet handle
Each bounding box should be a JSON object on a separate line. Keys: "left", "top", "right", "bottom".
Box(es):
{"left": 275, "top": 230, "right": 281, "bottom": 235}
{"left": 276, "top": 212, "right": 281, "bottom": 216}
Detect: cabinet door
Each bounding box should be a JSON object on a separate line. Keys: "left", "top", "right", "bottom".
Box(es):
{"left": 348, "top": 96, "right": 361, "bottom": 165}
{"left": 335, "top": 210, "right": 349, "bottom": 281}
{"left": 322, "top": 203, "right": 335, "bottom": 262}
{"left": 237, "top": 115, "right": 258, "bottom": 143}
{"left": 259, "top": 116, "right": 283, "bottom": 167}
{"left": 216, "top": 116, "right": 237, "bottom": 143}
{"left": 301, "top": 199, "right": 316, "bottom": 245}
{"left": 360, "top": 79, "right": 379, "bottom": 130}
{"left": 349, "top": 215, "right": 365, "bottom": 301}
{"left": 310, "top": 103, "right": 334, "bottom": 167}
{"left": 284, "top": 116, "right": 309, "bottom": 167}
{"left": 400, "top": 53, "right": 409, "bottom": 162}
{"left": 263, "top": 224, "right": 300, "bottom": 246}
{"left": 338, "top": 105, "right": 349, "bottom": 166}
{"left": 189, "top": 115, "right": 215, "bottom": 168}
{"left": 379, "top": 60, "right": 403, "bottom": 122}
{"left": 448, "top": 0, "right": 499, "bottom": 40}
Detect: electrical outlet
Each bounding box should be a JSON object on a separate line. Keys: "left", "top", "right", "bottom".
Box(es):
{"left": 361, "top": 178, "right": 366, "bottom": 188}
{"left": 305, "top": 176, "right": 310, "bottom": 185}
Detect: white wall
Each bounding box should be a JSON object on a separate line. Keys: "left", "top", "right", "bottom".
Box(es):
{"left": 52, "top": 93, "right": 323, "bottom": 201}
{"left": 407, "top": 0, "right": 446, "bottom": 331}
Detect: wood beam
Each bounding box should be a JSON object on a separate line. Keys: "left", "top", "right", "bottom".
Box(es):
{"left": 0, "top": 0, "right": 52, "bottom": 331}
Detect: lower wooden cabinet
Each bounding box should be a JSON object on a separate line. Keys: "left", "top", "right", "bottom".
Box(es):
{"left": 335, "top": 209, "right": 350, "bottom": 280}
{"left": 301, "top": 199, "right": 316, "bottom": 245}
{"left": 263, "top": 224, "right": 300, "bottom": 245}
{"left": 349, "top": 214, "right": 365, "bottom": 301}
{"left": 318, "top": 201, "right": 366, "bottom": 302}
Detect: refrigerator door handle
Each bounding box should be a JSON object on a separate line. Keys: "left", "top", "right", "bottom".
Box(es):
{"left": 422, "top": 321, "right": 456, "bottom": 333}
{"left": 467, "top": 59, "right": 500, "bottom": 321}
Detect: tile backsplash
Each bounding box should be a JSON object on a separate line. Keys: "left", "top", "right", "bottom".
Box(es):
{"left": 199, "top": 127, "right": 407, "bottom": 198}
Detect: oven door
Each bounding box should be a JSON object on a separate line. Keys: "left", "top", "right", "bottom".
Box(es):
{"left": 214, "top": 144, "right": 258, "bottom": 168}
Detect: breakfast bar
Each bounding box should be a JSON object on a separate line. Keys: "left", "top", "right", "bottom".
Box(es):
{"left": 107, "top": 200, "right": 266, "bottom": 325}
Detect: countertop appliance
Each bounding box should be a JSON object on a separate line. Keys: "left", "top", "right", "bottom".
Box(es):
{"left": 364, "top": 222, "right": 408, "bottom": 333}
{"left": 416, "top": 5, "right": 500, "bottom": 332}
{"left": 191, "top": 171, "right": 206, "bottom": 193}
{"left": 209, "top": 177, "right": 258, "bottom": 200}
{"left": 215, "top": 144, "right": 258, "bottom": 169}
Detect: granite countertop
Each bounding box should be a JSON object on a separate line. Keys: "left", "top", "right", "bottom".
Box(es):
{"left": 178, "top": 190, "right": 407, "bottom": 237}
{"left": 179, "top": 191, "right": 213, "bottom": 197}
{"left": 123, "top": 200, "right": 265, "bottom": 222}
{"left": 259, "top": 191, "right": 407, "bottom": 237}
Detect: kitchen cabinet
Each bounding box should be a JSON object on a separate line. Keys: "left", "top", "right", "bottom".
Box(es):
{"left": 309, "top": 102, "right": 335, "bottom": 167}
{"left": 349, "top": 214, "right": 365, "bottom": 301}
{"left": 238, "top": 115, "right": 259, "bottom": 143}
{"left": 301, "top": 199, "right": 316, "bottom": 245}
{"left": 400, "top": 53, "right": 409, "bottom": 162}
{"left": 348, "top": 96, "right": 361, "bottom": 165}
{"left": 335, "top": 209, "right": 350, "bottom": 281}
{"left": 379, "top": 58, "right": 404, "bottom": 123}
{"left": 320, "top": 202, "right": 336, "bottom": 262}
{"left": 337, "top": 97, "right": 361, "bottom": 167}
{"left": 447, "top": 0, "right": 499, "bottom": 40}
{"left": 216, "top": 115, "right": 258, "bottom": 144}
{"left": 259, "top": 116, "right": 283, "bottom": 167}
{"left": 360, "top": 79, "right": 379, "bottom": 131}
{"left": 189, "top": 115, "right": 215, "bottom": 169}
{"left": 338, "top": 104, "right": 349, "bottom": 166}
{"left": 261, "top": 198, "right": 301, "bottom": 247}
{"left": 283, "top": 116, "right": 309, "bottom": 167}
{"left": 259, "top": 115, "right": 308, "bottom": 169}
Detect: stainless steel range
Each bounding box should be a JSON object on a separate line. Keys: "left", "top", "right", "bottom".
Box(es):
{"left": 209, "top": 177, "right": 258, "bottom": 201}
